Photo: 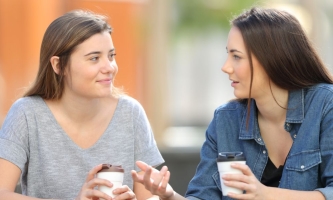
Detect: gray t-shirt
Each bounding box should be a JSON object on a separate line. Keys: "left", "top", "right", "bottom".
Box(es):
{"left": 0, "top": 95, "right": 164, "bottom": 199}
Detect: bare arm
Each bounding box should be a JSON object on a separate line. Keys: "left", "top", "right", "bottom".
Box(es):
{"left": 134, "top": 170, "right": 166, "bottom": 200}
{"left": 0, "top": 159, "right": 118, "bottom": 200}
{"left": 132, "top": 161, "right": 187, "bottom": 200}
{"left": 0, "top": 158, "right": 47, "bottom": 200}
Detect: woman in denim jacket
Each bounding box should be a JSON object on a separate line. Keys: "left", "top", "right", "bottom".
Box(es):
{"left": 132, "top": 6, "right": 333, "bottom": 200}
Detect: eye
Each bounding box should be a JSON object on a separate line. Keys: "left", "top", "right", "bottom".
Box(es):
{"left": 90, "top": 56, "right": 99, "bottom": 61}
{"left": 109, "top": 53, "right": 116, "bottom": 60}
{"left": 233, "top": 55, "right": 241, "bottom": 60}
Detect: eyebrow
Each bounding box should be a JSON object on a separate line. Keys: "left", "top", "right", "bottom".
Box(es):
{"left": 226, "top": 47, "right": 243, "bottom": 54}
{"left": 84, "top": 48, "right": 115, "bottom": 56}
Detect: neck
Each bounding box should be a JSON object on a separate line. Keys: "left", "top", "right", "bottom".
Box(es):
{"left": 255, "top": 85, "right": 288, "bottom": 123}
{"left": 53, "top": 91, "right": 113, "bottom": 123}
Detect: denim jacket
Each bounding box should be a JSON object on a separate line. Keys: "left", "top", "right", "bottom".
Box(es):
{"left": 185, "top": 84, "right": 333, "bottom": 200}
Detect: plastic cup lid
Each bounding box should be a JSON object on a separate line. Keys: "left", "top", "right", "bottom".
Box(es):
{"left": 97, "top": 164, "right": 124, "bottom": 173}
{"left": 216, "top": 152, "right": 245, "bottom": 162}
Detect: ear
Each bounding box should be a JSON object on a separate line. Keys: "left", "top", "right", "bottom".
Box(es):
{"left": 50, "top": 56, "right": 60, "bottom": 75}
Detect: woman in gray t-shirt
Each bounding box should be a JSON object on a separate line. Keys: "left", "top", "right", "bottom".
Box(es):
{"left": 0, "top": 10, "right": 164, "bottom": 200}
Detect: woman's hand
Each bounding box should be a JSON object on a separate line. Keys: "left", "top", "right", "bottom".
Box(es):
{"left": 131, "top": 161, "right": 175, "bottom": 200}
{"left": 75, "top": 164, "right": 113, "bottom": 200}
{"left": 222, "top": 163, "right": 268, "bottom": 200}
{"left": 112, "top": 185, "right": 136, "bottom": 200}
{"left": 75, "top": 164, "right": 137, "bottom": 200}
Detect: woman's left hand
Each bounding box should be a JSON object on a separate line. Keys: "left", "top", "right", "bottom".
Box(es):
{"left": 222, "top": 163, "right": 268, "bottom": 200}
{"left": 112, "top": 185, "right": 137, "bottom": 200}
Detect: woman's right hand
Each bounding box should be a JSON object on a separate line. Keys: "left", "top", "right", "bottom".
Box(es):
{"left": 75, "top": 164, "right": 113, "bottom": 200}
{"left": 131, "top": 161, "right": 175, "bottom": 200}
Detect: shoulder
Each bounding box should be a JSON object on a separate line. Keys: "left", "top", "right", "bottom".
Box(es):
{"left": 1, "top": 96, "right": 44, "bottom": 131}
{"left": 9, "top": 96, "right": 43, "bottom": 113}
{"left": 118, "top": 95, "right": 144, "bottom": 110}
{"left": 305, "top": 83, "right": 333, "bottom": 99}
{"left": 118, "top": 95, "right": 142, "bottom": 107}
{"left": 117, "top": 95, "right": 146, "bottom": 116}
{"left": 303, "top": 84, "right": 333, "bottom": 115}
{"left": 308, "top": 83, "right": 333, "bottom": 92}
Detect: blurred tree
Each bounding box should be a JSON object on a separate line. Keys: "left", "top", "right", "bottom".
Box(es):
{"left": 172, "top": 0, "right": 260, "bottom": 35}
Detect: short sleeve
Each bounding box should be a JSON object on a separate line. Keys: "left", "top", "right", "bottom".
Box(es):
{"left": 132, "top": 101, "right": 164, "bottom": 170}
{"left": 0, "top": 98, "right": 30, "bottom": 171}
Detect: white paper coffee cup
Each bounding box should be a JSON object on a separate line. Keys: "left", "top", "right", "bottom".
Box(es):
{"left": 216, "top": 152, "right": 246, "bottom": 196}
{"left": 97, "top": 164, "right": 124, "bottom": 200}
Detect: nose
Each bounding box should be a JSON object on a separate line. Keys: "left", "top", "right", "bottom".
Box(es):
{"left": 102, "top": 58, "right": 117, "bottom": 74}
{"left": 221, "top": 58, "right": 232, "bottom": 74}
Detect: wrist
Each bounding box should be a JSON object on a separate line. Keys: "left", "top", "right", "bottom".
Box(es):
{"left": 263, "top": 185, "right": 273, "bottom": 200}
{"left": 160, "top": 191, "right": 176, "bottom": 200}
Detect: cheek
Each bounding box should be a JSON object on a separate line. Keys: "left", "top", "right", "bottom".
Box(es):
{"left": 253, "top": 69, "right": 269, "bottom": 85}
{"left": 237, "top": 64, "right": 251, "bottom": 83}
{"left": 65, "top": 68, "right": 95, "bottom": 87}
{"left": 112, "top": 61, "right": 118, "bottom": 74}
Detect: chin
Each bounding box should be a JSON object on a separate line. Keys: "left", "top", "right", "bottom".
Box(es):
{"left": 233, "top": 92, "right": 247, "bottom": 99}
{"left": 101, "top": 93, "right": 113, "bottom": 98}
{"left": 93, "top": 91, "right": 112, "bottom": 98}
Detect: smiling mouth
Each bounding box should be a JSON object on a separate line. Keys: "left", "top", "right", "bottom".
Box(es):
{"left": 97, "top": 79, "right": 112, "bottom": 85}
{"left": 97, "top": 78, "right": 112, "bottom": 82}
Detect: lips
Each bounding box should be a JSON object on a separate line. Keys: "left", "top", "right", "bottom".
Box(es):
{"left": 230, "top": 79, "right": 239, "bottom": 87}
{"left": 96, "top": 77, "right": 112, "bottom": 82}
{"left": 97, "top": 78, "right": 112, "bottom": 82}
{"left": 97, "top": 78, "right": 113, "bottom": 85}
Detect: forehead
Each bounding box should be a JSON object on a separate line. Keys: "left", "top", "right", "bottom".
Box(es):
{"left": 73, "top": 31, "right": 114, "bottom": 54}
{"left": 226, "top": 26, "right": 245, "bottom": 51}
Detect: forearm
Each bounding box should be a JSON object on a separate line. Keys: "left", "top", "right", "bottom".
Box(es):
{"left": 0, "top": 189, "right": 55, "bottom": 200}
{"left": 160, "top": 192, "right": 188, "bottom": 200}
{"left": 265, "top": 187, "right": 325, "bottom": 200}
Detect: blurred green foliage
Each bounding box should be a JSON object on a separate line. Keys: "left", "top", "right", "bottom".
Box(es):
{"left": 172, "top": 0, "right": 261, "bottom": 33}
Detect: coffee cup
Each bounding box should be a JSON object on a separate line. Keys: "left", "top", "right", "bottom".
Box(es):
{"left": 216, "top": 152, "right": 246, "bottom": 196}
{"left": 97, "top": 164, "right": 124, "bottom": 199}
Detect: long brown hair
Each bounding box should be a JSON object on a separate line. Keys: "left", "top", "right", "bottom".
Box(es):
{"left": 231, "top": 7, "right": 333, "bottom": 124}
{"left": 24, "top": 10, "right": 123, "bottom": 99}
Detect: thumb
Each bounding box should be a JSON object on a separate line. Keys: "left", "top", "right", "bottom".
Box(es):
{"left": 131, "top": 170, "right": 142, "bottom": 183}
{"left": 131, "top": 170, "right": 140, "bottom": 182}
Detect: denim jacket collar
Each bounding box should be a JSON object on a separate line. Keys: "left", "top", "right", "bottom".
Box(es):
{"left": 239, "top": 89, "right": 305, "bottom": 140}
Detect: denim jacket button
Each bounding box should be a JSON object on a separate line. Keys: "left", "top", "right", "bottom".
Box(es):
{"left": 263, "top": 150, "right": 266, "bottom": 154}
{"left": 293, "top": 134, "right": 297, "bottom": 138}
{"left": 257, "top": 138, "right": 262, "bottom": 141}
{"left": 301, "top": 165, "right": 305, "bottom": 169}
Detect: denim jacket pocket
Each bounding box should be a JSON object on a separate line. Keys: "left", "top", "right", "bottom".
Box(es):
{"left": 285, "top": 149, "right": 321, "bottom": 171}
{"left": 284, "top": 149, "right": 321, "bottom": 190}
{"left": 212, "top": 171, "right": 222, "bottom": 192}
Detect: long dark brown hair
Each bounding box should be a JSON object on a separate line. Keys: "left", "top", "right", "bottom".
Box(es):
{"left": 24, "top": 10, "right": 123, "bottom": 99}
{"left": 231, "top": 7, "right": 333, "bottom": 125}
